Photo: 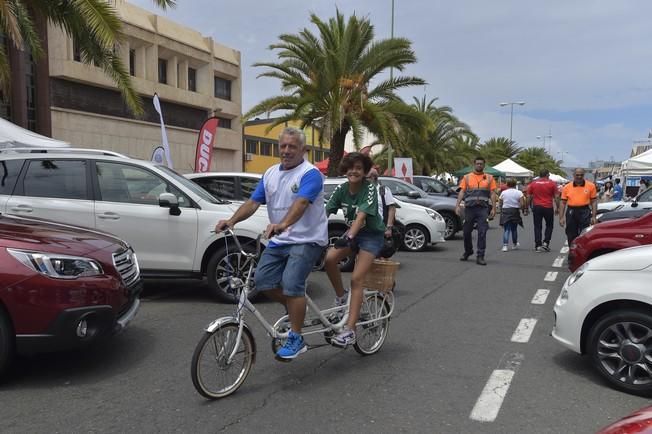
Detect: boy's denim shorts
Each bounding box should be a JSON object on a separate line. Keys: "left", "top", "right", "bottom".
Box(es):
{"left": 254, "top": 243, "right": 325, "bottom": 297}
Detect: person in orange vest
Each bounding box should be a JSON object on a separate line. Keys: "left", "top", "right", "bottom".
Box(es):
{"left": 559, "top": 168, "right": 598, "bottom": 246}
{"left": 455, "top": 156, "right": 497, "bottom": 265}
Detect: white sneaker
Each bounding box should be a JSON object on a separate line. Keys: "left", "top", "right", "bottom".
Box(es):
{"left": 511, "top": 242, "right": 520, "bottom": 250}
{"left": 501, "top": 245, "right": 508, "bottom": 252}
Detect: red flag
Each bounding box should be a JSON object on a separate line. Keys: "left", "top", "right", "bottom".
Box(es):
{"left": 194, "top": 117, "right": 219, "bottom": 172}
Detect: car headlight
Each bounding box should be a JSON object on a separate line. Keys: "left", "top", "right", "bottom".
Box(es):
{"left": 566, "top": 262, "right": 588, "bottom": 287}
{"left": 7, "top": 248, "right": 104, "bottom": 279}
{"left": 426, "top": 209, "right": 444, "bottom": 222}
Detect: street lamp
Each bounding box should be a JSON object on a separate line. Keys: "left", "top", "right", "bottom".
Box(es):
{"left": 537, "top": 132, "right": 553, "bottom": 154}
{"left": 499, "top": 101, "right": 525, "bottom": 142}
{"left": 388, "top": 0, "right": 396, "bottom": 174}
{"left": 557, "top": 151, "right": 569, "bottom": 164}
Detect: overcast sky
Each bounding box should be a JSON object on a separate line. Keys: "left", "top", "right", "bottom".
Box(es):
{"left": 131, "top": 0, "right": 652, "bottom": 166}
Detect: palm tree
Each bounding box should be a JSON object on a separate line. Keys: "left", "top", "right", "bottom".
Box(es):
{"left": 477, "top": 137, "right": 522, "bottom": 165}
{"left": 515, "top": 147, "right": 563, "bottom": 175}
{"left": 245, "top": 10, "right": 426, "bottom": 176}
{"left": 0, "top": 0, "right": 176, "bottom": 116}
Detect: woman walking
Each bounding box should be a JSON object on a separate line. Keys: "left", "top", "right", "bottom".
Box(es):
{"left": 499, "top": 179, "right": 526, "bottom": 251}
{"left": 601, "top": 181, "right": 614, "bottom": 202}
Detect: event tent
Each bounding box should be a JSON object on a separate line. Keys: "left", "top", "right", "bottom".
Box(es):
{"left": 493, "top": 158, "right": 534, "bottom": 177}
{"left": 453, "top": 165, "right": 505, "bottom": 178}
{"left": 620, "top": 148, "right": 652, "bottom": 176}
{"left": 549, "top": 173, "right": 569, "bottom": 183}
{"left": 0, "top": 117, "right": 69, "bottom": 149}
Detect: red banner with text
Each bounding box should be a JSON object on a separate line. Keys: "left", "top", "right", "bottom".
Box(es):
{"left": 194, "top": 117, "right": 219, "bottom": 172}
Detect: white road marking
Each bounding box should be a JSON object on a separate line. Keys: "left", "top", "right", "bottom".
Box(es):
{"left": 511, "top": 318, "right": 538, "bottom": 343}
{"left": 531, "top": 289, "right": 550, "bottom": 305}
{"left": 560, "top": 246, "right": 569, "bottom": 254}
{"left": 552, "top": 256, "right": 565, "bottom": 268}
{"left": 544, "top": 271, "right": 558, "bottom": 281}
{"left": 470, "top": 370, "right": 515, "bottom": 422}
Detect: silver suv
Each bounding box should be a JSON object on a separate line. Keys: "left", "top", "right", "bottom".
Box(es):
{"left": 0, "top": 149, "right": 269, "bottom": 302}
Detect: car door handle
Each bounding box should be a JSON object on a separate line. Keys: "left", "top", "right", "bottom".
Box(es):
{"left": 97, "top": 212, "right": 120, "bottom": 220}
{"left": 10, "top": 205, "right": 33, "bottom": 213}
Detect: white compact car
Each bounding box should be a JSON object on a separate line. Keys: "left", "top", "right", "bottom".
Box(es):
{"left": 186, "top": 172, "right": 447, "bottom": 252}
{"left": 552, "top": 245, "right": 652, "bottom": 396}
{"left": 0, "top": 149, "right": 269, "bottom": 303}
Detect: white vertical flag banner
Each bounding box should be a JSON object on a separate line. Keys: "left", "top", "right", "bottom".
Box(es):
{"left": 152, "top": 93, "right": 173, "bottom": 169}
{"left": 394, "top": 157, "right": 413, "bottom": 183}
{"left": 151, "top": 146, "right": 165, "bottom": 165}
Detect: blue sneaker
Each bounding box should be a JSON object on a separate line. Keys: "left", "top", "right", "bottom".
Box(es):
{"left": 276, "top": 331, "right": 307, "bottom": 360}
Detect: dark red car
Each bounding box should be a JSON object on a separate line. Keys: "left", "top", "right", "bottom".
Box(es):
{"left": 597, "top": 405, "right": 652, "bottom": 433}
{"left": 568, "top": 211, "right": 652, "bottom": 271}
{"left": 0, "top": 214, "right": 141, "bottom": 376}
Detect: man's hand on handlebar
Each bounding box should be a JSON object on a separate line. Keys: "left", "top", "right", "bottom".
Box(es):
{"left": 214, "top": 219, "right": 233, "bottom": 233}
{"left": 333, "top": 234, "right": 357, "bottom": 250}
{"left": 264, "top": 223, "right": 288, "bottom": 239}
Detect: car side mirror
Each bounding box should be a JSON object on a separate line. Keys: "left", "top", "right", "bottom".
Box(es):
{"left": 159, "top": 192, "right": 181, "bottom": 216}
{"left": 631, "top": 200, "right": 638, "bottom": 208}
{"left": 407, "top": 191, "right": 421, "bottom": 199}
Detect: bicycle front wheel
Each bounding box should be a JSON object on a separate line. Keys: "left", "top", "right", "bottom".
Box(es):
{"left": 354, "top": 292, "right": 391, "bottom": 356}
{"left": 191, "top": 323, "right": 255, "bottom": 399}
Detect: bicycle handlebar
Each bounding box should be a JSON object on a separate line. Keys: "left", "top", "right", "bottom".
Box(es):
{"left": 214, "top": 227, "right": 262, "bottom": 257}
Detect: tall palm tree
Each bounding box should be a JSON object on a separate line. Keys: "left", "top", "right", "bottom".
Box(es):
{"left": 0, "top": 0, "right": 176, "bottom": 115}
{"left": 477, "top": 137, "right": 522, "bottom": 165}
{"left": 245, "top": 10, "right": 426, "bottom": 176}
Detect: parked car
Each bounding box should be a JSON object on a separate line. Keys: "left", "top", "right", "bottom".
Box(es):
{"left": 0, "top": 149, "right": 270, "bottom": 303}
{"left": 0, "top": 213, "right": 141, "bottom": 377}
{"left": 553, "top": 245, "right": 652, "bottom": 396}
{"left": 187, "top": 172, "right": 447, "bottom": 271}
{"left": 410, "top": 176, "right": 458, "bottom": 197}
{"left": 568, "top": 211, "right": 652, "bottom": 272}
{"left": 596, "top": 208, "right": 652, "bottom": 223}
{"left": 596, "top": 405, "right": 652, "bottom": 433}
{"left": 378, "top": 177, "right": 461, "bottom": 240}
{"left": 598, "top": 186, "right": 652, "bottom": 214}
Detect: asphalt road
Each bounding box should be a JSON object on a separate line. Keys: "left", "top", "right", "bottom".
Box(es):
{"left": 2, "top": 218, "right": 649, "bottom": 433}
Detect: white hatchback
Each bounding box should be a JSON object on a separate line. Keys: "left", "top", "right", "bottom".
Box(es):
{"left": 553, "top": 245, "right": 652, "bottom": 396}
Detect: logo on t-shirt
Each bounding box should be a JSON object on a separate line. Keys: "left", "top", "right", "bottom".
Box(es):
{"left": 291, "top": 183, "right": 299, "bottom": 193}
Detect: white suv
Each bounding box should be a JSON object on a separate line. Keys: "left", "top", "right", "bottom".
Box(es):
{"left": 0, "top": 149, "right": 269, "bottom": 302}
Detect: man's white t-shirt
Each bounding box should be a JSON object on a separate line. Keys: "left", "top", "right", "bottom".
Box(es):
{"left": 500, "top": 188, "right": 523, "bottom": 209}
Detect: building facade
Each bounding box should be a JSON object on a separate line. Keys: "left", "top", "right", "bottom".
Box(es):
{"left": 1, "top": 2, "right": 243, "bottom": 172}
{"left": 243, "top": 118, "right": 330, "bottom": 173}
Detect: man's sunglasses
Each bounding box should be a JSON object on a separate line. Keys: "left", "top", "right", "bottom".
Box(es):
{"left": 574, "top": 174, "right": 584, "bottom": 177}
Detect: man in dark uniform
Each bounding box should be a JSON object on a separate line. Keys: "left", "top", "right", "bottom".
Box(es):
{"left": 559, "top": 168, "right": 598, "bottom": 246}
{"left": 455, "top": 157, "right": 497, "bottom": 265}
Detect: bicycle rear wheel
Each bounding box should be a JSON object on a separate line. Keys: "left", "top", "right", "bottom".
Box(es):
{"left": 354, "top": 292, "right": 391, "bottom": 355}
{"left": 191, "top": 324, "right": 255, "bottom": 399}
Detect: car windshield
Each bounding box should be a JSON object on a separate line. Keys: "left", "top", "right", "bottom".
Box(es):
{"left": 637, "top": 187, "right": 652, "bottom": 202}
{"left": 156, "top": 166, "right": 227, "bottom": 204}
{"left": 418, "top": 177, "right": 447, "bottom": 193}
{"left": 382, "top": 178, "right": 427, "bottom": 197}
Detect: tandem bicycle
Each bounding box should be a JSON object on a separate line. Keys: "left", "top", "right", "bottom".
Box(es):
{"left": 190, "top": 228, "right": 396, "bottom": 399}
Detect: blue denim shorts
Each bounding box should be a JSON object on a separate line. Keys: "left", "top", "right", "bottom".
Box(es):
{"left": 354, "top": 231, "right": 385, "bottom": 257}
{"left": 254, "top": 243, "right": 325, "bottom": 297}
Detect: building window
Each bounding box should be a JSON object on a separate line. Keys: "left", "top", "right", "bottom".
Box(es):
{"left": 273, "top": 143, "right": 280, "bottom": 157}
{"left": 314, "top": 150, "right": 323, "bottom": 161}
{"left": 158, "top": 58, "right": 167, "bottom": 84}
{"left": 214, "top": 76, "right": 231, "bottom": 100}
{"left": 217, "top": 117, "right": 231, "bottom": 129}
{"left": 245, "top": 140, "right": 257, "bottom": 154}
{"left": 25, "top": 52, "right": 36, "bottom": 131}
{"left": 260, "top": 142, "right": 273, "bottom": 156}
{"left": 129, "top": 49, "right": 136, "bottom": 76}
{"left": 188, "top": 67, "right": 196, "bottom": 92}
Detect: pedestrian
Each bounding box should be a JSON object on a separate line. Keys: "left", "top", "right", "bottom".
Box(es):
{"left": 499, "top": 178, "right": 525, "bottom": 251}
{"left": 527, "top": 170, "right": 559, "bottom": 252}
{"left": 559, "top": 168, "right": 598, "bottom": 246}
{"left": 324, "top": 153, "right": 385, "bottom": 347}
{"left": 612, "top": 178, "right": 624, "bottom": 201}
{"left": 455, "top": 156, "right": 497, "bottom": 265}
{"left": 637, "top": 179, "right": 650, "bottom": 197}
{"left": 215, "top": 127, "right": 328, "bottom": 361}
{"left": 601, "top": 181, "right": 614, "bottom": 202}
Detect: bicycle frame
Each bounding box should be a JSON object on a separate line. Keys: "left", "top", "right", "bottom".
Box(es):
{"left": 209, "top": 229, "right": 395, "bottom": 363}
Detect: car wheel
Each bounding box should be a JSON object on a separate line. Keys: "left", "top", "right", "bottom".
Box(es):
{"left": 439, "top": 211, "right": 458, "bottom": 240}
{"left": 206, "top": 243, "right": 260, "bottom": 303}
{"left": 587, "top": 309, "right": 652, "bottom": 396}
{"left": 402, "top": 224, "right": 429, "bottom": 252}
{"left": 0, "top": 306, "right": 14, "bottom": 379}
{"left": 328, "top": 229, "right": 355, "bottom": 272}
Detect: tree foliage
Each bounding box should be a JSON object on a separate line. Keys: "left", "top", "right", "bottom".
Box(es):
{"left": 0, "top": 0, "right": 176, "bottom": 116}
{"left": 514, "top": 146, "right": 564, "bottom": 176}
{"left": 245, "top": 10, "right": 425, "bottom": 176}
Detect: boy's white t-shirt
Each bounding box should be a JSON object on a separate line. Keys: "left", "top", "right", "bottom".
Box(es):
{"left": 500, "top": 188, "right": 523, "bottom": 209}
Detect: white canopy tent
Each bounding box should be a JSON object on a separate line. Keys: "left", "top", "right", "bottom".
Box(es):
{"left": 621, "top": 149, "right": 652, "bottom": 176}
{"left": 493, "top": 158, "right": 534, "bottom": 177}
{"left": 549, "top": 173, "right": 569, "bottom": 183}
{"left": 0, "top": 117, "right": 69, "bottom": 149}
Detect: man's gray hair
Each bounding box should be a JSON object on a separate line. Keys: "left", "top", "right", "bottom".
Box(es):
{"left": 279, "top": 127, "right": 306, "bottom": 147}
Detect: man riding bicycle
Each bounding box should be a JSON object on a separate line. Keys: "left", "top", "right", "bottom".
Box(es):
{"left": 215, "top": 127, "right": 328, "bottom": 360}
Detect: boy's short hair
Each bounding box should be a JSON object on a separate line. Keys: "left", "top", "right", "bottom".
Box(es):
{"left": 339, "top": 152, "right": 373, "bottom": 175}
